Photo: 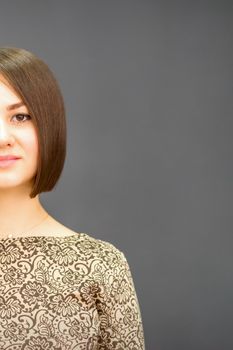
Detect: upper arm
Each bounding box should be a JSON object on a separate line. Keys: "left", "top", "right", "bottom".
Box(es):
{"left": 95, "top": 245, "right": 145, "bottom": 349}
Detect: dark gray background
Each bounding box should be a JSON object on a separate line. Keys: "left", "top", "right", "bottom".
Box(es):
{"left": 0, "top": 1, "right": 233, "bottom": 349}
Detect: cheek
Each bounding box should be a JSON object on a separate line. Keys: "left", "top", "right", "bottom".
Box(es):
{"left": 20, "top": 127, "right": 39, "bottom": 161}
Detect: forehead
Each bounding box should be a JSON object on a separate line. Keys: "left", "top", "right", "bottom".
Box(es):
{"left": 0, "top": 75, "right": 22, "bottom": 105}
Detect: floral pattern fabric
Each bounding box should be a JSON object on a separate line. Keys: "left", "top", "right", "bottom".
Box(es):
{"left": 0, "top": 232, "right": 145, "bottom": 349}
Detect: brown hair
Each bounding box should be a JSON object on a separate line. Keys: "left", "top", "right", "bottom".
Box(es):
{"left": 0, "top": 47, "right": 67, "bottom": 198}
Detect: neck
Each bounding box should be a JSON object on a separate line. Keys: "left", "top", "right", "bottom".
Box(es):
{"left": 0, "top": 186, "right": 49, "bottom": 236}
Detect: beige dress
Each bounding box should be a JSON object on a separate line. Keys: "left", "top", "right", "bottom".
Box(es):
{"left": 0, "top": 232, "right": 145, "bottom": 349}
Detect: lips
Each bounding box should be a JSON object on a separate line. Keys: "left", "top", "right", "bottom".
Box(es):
{"left": 0, "top": 155, "right": 20, "bottom": 160}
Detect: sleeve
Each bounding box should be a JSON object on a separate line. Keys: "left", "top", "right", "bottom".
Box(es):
{"left": 95, "top": 245, "right": 146, "bottom": 349}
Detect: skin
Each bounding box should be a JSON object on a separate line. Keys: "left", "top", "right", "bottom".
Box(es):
{"left": 0, "top": 75, "right": 76, "bottom": 238}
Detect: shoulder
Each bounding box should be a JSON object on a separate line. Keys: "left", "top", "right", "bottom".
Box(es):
{"left": 76, "top": 232, "right": 126, "bottom": 261}
{"left": 76, "top": 233, "right": 134, "bottom": 285}
{"left": 63, "top": 232, "right": 130, "bottom": 273}
{"left": 47, "top": 231, "right": 130, "bottom": 272}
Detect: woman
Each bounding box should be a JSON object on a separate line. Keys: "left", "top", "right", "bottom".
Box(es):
{"left": 0, "top": 47, "right": 145, "bottom": 349}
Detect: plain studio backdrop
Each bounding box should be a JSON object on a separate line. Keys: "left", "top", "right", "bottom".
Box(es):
{"left": 0, "top": 1, "right": 233, "bottom": 349}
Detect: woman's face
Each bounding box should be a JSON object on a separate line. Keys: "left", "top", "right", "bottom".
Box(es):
{"left": 0, "top": 75, "right": 39, "bottom": 191}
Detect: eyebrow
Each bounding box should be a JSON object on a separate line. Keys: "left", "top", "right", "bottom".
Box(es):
{"left": 6, "top": 101, "right": 25, "bottom": 111}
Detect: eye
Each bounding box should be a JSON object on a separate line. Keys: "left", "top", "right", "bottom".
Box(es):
{"left": 11, "top": 114, "right": 31, "bottom": 123}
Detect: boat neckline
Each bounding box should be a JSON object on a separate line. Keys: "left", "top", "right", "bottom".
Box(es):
{"left": 0, "top": 232, "right": 86, "bottom": 242}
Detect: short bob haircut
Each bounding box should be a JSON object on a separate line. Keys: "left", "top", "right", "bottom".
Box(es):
{"left": 0, "top": 47, "right": 66, "bottom": 198}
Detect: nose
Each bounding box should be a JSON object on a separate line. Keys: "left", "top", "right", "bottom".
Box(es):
{"left": 0, "top": 119, "right": 15, "bottom": 147}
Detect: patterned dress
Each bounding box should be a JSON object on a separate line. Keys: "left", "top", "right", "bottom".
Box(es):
{"left": 0, "top": 232, "right": 145, "bottom": 349}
